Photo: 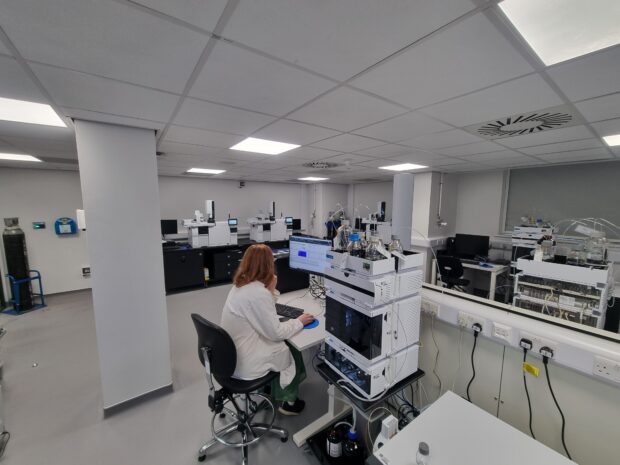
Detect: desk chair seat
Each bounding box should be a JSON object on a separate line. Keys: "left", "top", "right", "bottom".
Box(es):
{"left": 437, "top": 256, "right": 470, "bottom": 291}
{"left": 191, "top": 313, "right": 288, "bottom": 465}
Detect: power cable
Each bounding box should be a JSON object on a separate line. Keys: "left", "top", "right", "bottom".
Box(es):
{"left": 465, "top": 324, "right": 481, "bottom": 402}
{"left": 543, "top": 354, "right": 572, "bottom": 460}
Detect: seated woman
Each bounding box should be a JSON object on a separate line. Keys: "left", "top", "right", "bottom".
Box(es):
{"left": 221, "top": 244, "right": 315, "bottom": 415}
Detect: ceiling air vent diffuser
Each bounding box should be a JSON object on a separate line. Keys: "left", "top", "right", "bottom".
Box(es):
{"left": 302, "top": 161, "right": 340, "bottom": 169}
{"left": 465, "top": 104, "right": 583, "bottom": 140}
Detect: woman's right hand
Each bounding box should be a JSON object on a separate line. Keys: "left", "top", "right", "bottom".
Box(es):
{"left": 298, "top": 313, "right": 315, "bottom": 326}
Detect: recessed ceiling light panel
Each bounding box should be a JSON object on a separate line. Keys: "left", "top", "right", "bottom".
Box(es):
{"left": 499, "top": 0, "right": 620, "bottom": 66}
{"left": 186, "top": 168, "right": 226, "bottom": 174}
{"left": 603, "top": 134, "right": 620, "bottom": 146}
{"left": 0, "top": 97, "right": 66, "bottom": 127}
{"left": 298, "top": 177, "right": 329, "bottom": 181}
{"left": 0, "top": 153, "right": 42, "bottom": 162}
{"left": 379, "top": 163, "right": 427, "bottom": 171}
{"left": 230, "top": 137, "right": 300, "bottom": 155}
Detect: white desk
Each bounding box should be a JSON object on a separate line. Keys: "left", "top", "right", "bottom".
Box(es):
{"left": 277, "top": 289, "right": 351, "bottom": 447}
{"left": 431, "top": 259, "right": 509, "bottom": 301}
{"left": 371, "top": 391, "right": 575, "bottom": 465}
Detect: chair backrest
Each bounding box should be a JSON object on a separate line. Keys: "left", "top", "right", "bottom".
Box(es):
{"left": 437, "top": 255, "right": 465, "bottom": 279}
{"left": 191, "top": 313, "right": 237, "bottom": 380}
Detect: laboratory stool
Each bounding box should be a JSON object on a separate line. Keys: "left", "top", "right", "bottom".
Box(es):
{"left": 191, "top": 314, "right": 288, "bottom": 465}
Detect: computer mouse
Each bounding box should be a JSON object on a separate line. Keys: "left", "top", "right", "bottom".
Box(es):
{"left": 304, "top": 319, "right": 319, "bottom": 330}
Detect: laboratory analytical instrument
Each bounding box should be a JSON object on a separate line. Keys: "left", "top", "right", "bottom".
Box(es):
{"left": 325, "top": 293, "right": 421, "bottom": 364}
{"left": 182, "top": 200, "right": 238, "bottom": 247}
{"left": 513, "top": 258, "right": 613, "bottom": 328}
{"left": 511, "top": 226, "right": 555, "bottom": 263}
{"left": 247, "top": 201, "right": 293, "bottom": 242}
{"left": 2, "top": 217, "right": 33, "bottom": 310}
{"left": 355, "top": 201, "right": 392, "bottom": 244}
{"left": 324, "top": 341, "right": 419, "bottom": 398}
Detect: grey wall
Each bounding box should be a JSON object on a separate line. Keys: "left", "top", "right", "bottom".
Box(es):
{"left": 347, "top": 181, "right": 394, "bottom": 220}
{"left": 0, "top": 168, "right": 91, "bottom": 295}
{"left": 455, "top": 170, "right": 506, "bottom": 236}
{"left": 505, "top": 160, "right": 620, "bottom": 231}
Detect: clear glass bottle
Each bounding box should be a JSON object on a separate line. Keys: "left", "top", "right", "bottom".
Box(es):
{"left": 365, "top": 233, "right": 385, "bottom": 261}
{"left": 347, "top": 232, "right": 363, "bottom": 257}
{"left": 416, "top": 442, "right": 430, "bottom": 465}
{"left": 586, "top": 231, "right": 607, "bottom": 265}
{"left": 388, "top": 235, "right": 403, "bottom": 253}
{"left": 334, "top": 220, "right": 352, "bottom": 251}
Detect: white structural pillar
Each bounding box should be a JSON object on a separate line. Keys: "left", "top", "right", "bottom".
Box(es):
{"left": 75, "top": 121, "right": 172, "bottom": 413}
{"left": 391, "top": 173, "right": 415, "bottom": 250}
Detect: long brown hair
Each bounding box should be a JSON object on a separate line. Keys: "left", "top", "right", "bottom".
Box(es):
{"left": 233, "top": 244, "right": 274, "bottom": 288}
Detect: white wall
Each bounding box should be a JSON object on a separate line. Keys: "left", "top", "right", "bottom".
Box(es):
{"left": 0, "top": 168, "right": 91, "bottom": 296}
{"left": 347, "top": 181, "right": 393, "bottom": 220}
{"left": 158, "top": 175, "right": 307, "bottom": 236}
{"left": 455, "top": 170, "right": 506, "bottom": 236}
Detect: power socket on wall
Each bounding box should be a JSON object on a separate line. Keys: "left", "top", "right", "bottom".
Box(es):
{"left": 593, "top": 356, "right": 620, "bottom": 383}
{"left": 520, "top": 331, "right": 557, "bottom": 358}
{"left": 458, "top": 311, "right": 485, "bottom": 332}
{"left": 421, "top": 299, "right": 440, "bottom": 317}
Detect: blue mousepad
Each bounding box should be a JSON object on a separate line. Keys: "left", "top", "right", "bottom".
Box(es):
{"left": 304, "top": 319, "right": 319, "bottom": 330}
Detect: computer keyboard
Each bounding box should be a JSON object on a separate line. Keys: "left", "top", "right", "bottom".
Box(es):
{"left": 276, "top": 303, "right": 304, "bottom": 320}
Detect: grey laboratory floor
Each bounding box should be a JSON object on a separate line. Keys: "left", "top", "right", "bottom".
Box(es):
{"left": 0, "top": 285, "right": 326, "bottom": 465}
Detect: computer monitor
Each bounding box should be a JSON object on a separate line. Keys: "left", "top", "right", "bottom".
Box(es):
{"left": 285, "top": 216, "right": 293, "bottom": 225}
{"left": 160, "top": 219, "right": 178, "bottom": 236}
{"left": 228, "top": 218, "right": 238, "bottom": 226}
{"left": 289, "top": 236, "right": 331, "bottom": 275}
{"left": 292, "top": 218, "right": 302, "bottom": 230}
{"left": 454, "top": 234, "right": 489, "bottom": 259}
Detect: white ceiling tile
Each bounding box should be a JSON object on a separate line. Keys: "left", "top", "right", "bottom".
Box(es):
{"left": 354, "top": 144, "right": 413, "bottom": 158}
{"left": 252, "top": 119, "right": 340, "bottom": 145}
{"left": 189, "top": 41, "right": 335, "bottom": 116}
{"left": 285, "top": 146, "right": 341, "bottom": 160}
{"left": 351, "top": 13, "right": 534, "bottom": 109}
{"left": 0, "top": 0, "right": 208, "bottom": 93}
{"left": 387, "top": 152, "right": 453, "bottom": 166}
{"left": 547, "top": 46, "right": 620, "bottom": 101}
{"left": 174, "top": 98, "right": 275, "bottom": 134}
{"left": 352, "top": 111, "right": 452, "bottom": 142}
{"left": 421, "top": 74, "right": 563, "bottom": 127}
{"left": 164, "top": 125, "right": 245, "bottom": 148}
{"left": 0, "top": 120, "right": 72, "bottom": 142}
{"left": 590, "top": 118, "right": 620, "bottom": 138}
{"left": 536, "top": 148, "right": 613, "bottom": 164}
{"left": 223, "top": 0, "right": 474, "bottom": 80}
{"left": 402, "top": 129, "right": 482, "bottom": 149}
{"left": 435, "top": 140, "right": 506, "bottom": 156}
{"left": 131, "top": 0, "right": 228, "bottom": 31}
{"left": 62, "top": 107, "right": 165, "bottom": 131}
{"left": 519, "top": 138, "right": 603, "bottom": 155}
{"left": 439, "top": 161, "right": 490, "bottom": 172}
{"left": 312, "top": 133, "right": 384, "bottom": 152}
{"left": 460, "top": 150, "right": 528, "bottom": 162}
{"left": 158, "top": 142, "right": 224, "bottom": 158}
{"left": 497, "top": 125, "right": 595, "bottom": 148}
{"left": 575, "top": 92, "right": 620, "bottom": 123}
{"left": 31, "top": 63, "right": 179, "bottom": 123}
{"left": 321, "top": 153, "right": 375, "bottom": 165}
{"left": 218, "top": 148, "right": 275, "bottom": 163}
{"left": 0, "top": 56, "right": 47, "bottom": 103}
{"left": 484, "top": 158, "right": 544, "bottom": 168}
{"left": 288, "top": 87, "right": 406, "bottom": 132}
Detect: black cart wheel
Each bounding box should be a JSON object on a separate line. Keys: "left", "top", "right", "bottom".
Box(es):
{"left": 198, "top": 455, "right": 206, "bottom": 462}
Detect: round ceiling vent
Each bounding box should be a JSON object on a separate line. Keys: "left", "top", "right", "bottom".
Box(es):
{"left": 477, "top": 112, "right": 573, "bottom": 138}
{"left": 302, "top": 161, "right": 340, "bottom": 169}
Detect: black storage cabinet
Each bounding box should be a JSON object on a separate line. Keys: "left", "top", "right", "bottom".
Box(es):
{"left": 163, "top": 248, "right": 205, "bottom": 293}
{"left": 205, "top": 247, "right": 244, "bottom": 283}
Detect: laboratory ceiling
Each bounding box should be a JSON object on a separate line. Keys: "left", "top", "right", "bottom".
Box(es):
{"left": 0, "top": 0, "right": 618, "bottom": 183}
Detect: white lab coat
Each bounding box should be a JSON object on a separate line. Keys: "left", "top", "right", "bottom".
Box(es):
{"left": 220, "top": 281, "right": 303, "bottom": 388}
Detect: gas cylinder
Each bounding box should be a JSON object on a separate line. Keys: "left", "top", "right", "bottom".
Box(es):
{"left": 2, "top": 218, "right": 32, "bottom": 310}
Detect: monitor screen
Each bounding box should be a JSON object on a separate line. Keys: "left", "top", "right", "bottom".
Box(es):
{"left": 228, "top": 218, "right": 238, "bottom": 226}
{"left": 285, "top": 216, "right": 293, "bottom": 225}
{"left": 292, "top": 218, "right": 302, "bottom": 230}
{"left": 454, "top": 234, "right": 489, "bottom": 259}
{"left": 160, "top": 219, "right": 177, "bottom": 235}
{"left": 289, "top": 236, "right": 331, "bottom": 275}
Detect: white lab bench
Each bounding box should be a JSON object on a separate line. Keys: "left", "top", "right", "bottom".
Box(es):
{"left": 431, "top": 258, "right": 509, "bottom": 301}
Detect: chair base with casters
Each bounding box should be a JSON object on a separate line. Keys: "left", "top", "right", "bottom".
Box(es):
{"left": 191, "top": 313, "right": 289, "bottom": 464}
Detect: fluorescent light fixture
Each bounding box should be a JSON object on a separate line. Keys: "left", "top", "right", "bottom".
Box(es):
{"left": 379, "top": 163, "right": 427, "bottom": 171}
{"left": 603, "top": 134, "right": 620, "bottom": 146}
{"left": 186, "top": 168, "right": 226, "bottom": 175}
{"left": 230, "top": 137, "right": 300, "bottom": 155}
{"left": 0, "top": 153, "right": 42, "bottom": 162}
{"left": 298, "top": 177, "right": 329, "bottom": 181}
{"left": 499, "top": 0, "right": 620, "bottom": 66}
{"left": 0, "top": 97, "right": 66, "bottom": 127}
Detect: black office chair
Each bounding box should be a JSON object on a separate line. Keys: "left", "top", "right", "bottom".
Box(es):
{"left": 191, "top": 314, "right": 288, "bottom": 464}
{"left": 436, "top": 256, "right": 470, "bottom": 291}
